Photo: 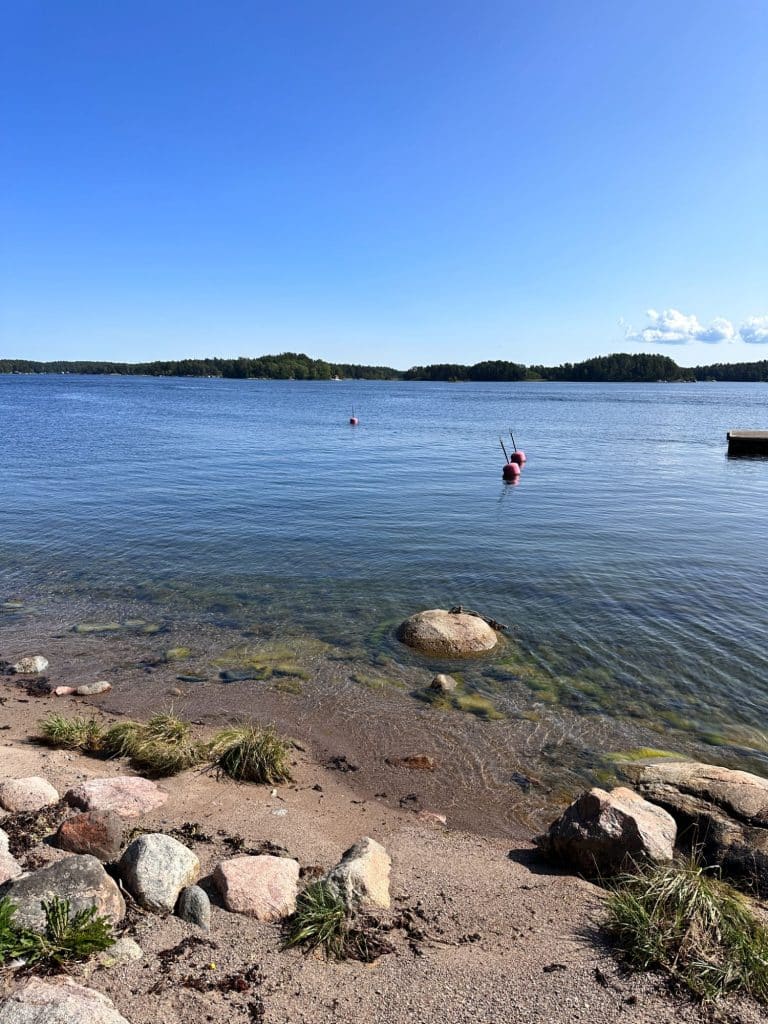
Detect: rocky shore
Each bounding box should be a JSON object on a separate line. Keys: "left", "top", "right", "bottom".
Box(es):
{"left": 2, "top": 632, "right": 768, "bottom": 1023}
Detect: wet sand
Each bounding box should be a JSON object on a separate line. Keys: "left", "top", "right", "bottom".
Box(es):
{"left": 0, "top": 591, "right": 723, "bottom": 839}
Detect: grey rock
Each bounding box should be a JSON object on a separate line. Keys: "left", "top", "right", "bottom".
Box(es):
{"left": 0, "top": 978, "right": 130, "bottom": 1024}
{"left": 11, "top": 655, "right": 48, "bottom": 675}
{"left": 0, "top": 854, "right": 125, "bottom": 932}
{"left": 629, "top": 760, "right": 768, "bottom": 895}
{"left": 98, "top": 937, "right": 143, "bottom": 966}
{"left": 0, "top": 850, "right": 22, "bottom": 885}
{"left": 118, "top": 833, "right": 199, "bottom": 913}
{"left": 534, "top": 786, "right": 676, "bottom": 877}
{"left": 176, "top": 884, "right": 211, "bottom": 931}
{"left": 0, "top": 827, "right": 8, "bottom": 854}
{"left": 75, "top": 681, "right": 112, "bottom": 696}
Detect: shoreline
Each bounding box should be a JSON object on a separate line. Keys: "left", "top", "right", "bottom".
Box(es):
{"left": 2, "top": 688, "right": 757, "bottom": 1024}
{"left": 0, "top": 594, "right": 735, "bottom": 841}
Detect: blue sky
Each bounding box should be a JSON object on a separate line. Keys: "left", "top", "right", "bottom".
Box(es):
{"left": 1, "top": 1, "right": 766, "bottom": 368}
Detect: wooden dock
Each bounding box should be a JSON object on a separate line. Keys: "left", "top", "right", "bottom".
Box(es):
{"left": 727, "top": 431, "right": 768, "bottom": 456}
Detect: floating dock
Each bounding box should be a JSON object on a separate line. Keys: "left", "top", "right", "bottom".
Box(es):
{"left": 727, "top": 431, "right": 768, "bottom": 456}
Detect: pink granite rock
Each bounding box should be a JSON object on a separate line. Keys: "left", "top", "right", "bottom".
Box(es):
{"left": 213, "top": 855, "right": 299, "bottom": 921}
{"left": 65, "top": 776, "right": 167, "bottom": 819}
{"left": 0, "top": 977, "right": 130, "bottom": 1024}
{"left": 0, "top": 776, "right": 59, "bottom": 813}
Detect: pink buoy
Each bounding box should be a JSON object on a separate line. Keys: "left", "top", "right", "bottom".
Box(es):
{"left": 509, "top": 450, "right": 526, "bottom": 465}
{"left": 502, "top": 461, "right": 521, "bottom": 481}
{"left": 349, "top": 416, "right": 359, "bottom": 425}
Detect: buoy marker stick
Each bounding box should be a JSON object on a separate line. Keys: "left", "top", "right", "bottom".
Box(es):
{"left": 499, "top": 437, "right": 510, "bottom": 463}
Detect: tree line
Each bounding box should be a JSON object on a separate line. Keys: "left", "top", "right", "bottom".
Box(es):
{"left": 1, "top": 351, "right": 767, "bottom": 382}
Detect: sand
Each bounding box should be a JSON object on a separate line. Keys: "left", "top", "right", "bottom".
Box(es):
{"left": 0, "top": 684, "right": 764, "bottom": 1024}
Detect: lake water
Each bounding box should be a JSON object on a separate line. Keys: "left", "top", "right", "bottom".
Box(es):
{"left": 2, "top": 374, "right": 768, "bottom": 827}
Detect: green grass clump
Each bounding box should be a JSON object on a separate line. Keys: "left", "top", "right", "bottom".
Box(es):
{"left": 38, "top": 714, "right": 104, "bottom": 753}
{"left": 210, "top": 724, "right": 292, "bottom": 784}
{"left": 100, "top": 720, "right": 143, "bottom": 758}
{"left": 39, "top": 712, "right": 206, "bottom": 777}
{"left": 284, "top": 881, "right": 348, "bottom": 958}
{"left": 0, "top": 896, "right": 113, "bottom": 968}
{"left": 604, "top": 858, "right": 768, "bottom": 1004}
{"left": 117, "top": 713, "right": 207, "bottom": 776}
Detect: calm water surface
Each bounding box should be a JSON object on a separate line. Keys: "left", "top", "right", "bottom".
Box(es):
{"left": 2, "top": 374, "right": 768, "bottom": 791}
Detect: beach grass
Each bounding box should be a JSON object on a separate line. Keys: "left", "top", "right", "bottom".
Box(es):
{"left": 604, "top": 858, "right": 768, "bottom": 1003}
{"left": 38, "top": 711, "right": 207, "bottom": 776}
{"left": 284, "top": 881, "right": 349, "bottom": 958}
{"left": 37, "top": 714, "right": 104, "bottom": 753}
{"left": 210, "top": 724, "right": 292, "bottom": 784}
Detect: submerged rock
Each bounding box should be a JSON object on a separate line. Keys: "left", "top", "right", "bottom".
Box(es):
{"left": 118, "top": 833, "right": 200, "bottom": 913}
{"left": 0, "top": 777, "right": 59, "bottom": 814}
{"left": 0, "top": 978, "right": 131, "bottom": 1024}
{"left": 326, "top": 836, "right": 391, "bottom": 909}
{"left": 2, "top": 854, "right": 125, "bottom": 931}
{"left": 11, "top": 655, "right": 49, "bottom": 674}
{"left": 65, "top": 776, "right": 167, "bottom": 819}
{"left": 399, "top": 609, "right": 498, "bottom": 657}
{"left": 535, "top": 786, "right": 676, "bottom": 877}
{"left": 213, "top": 855, "right": 299, "bottom": 921}
{"left": 629, "top": 761, "right": 768, "bottom": 895}
{"left": 430, "top": 673, "right": 458, "bottom": 693}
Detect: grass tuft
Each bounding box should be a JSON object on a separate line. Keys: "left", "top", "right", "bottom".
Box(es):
{"left": 284, "top": 881, "right": 349, "bottom": 958}
{"left": 604, "top": 858, "right": 768, "bottom": 1004}
{"left": 210, "top": 724, "right": 292, "bottom": 784}
{"left": 39, "top": 712, "right": 207, "bottom": 776}
{"left": 37, "top": 714, "right": 104, "bottom": 753}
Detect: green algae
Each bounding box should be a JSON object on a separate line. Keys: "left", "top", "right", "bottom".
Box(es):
{"left": 350, "top": 670, "right": 406, "bottom": 692}
{"left": 74, "top": 622, "right": 121, "bottom": 634}
{"left": 604, "top": 748, "right": 684, "bottom": 763}
{"left": 452, "top": 693, "right": 505, "bottom": 721}
{"left": 272, "top": 677, "right": 304, "bottom": 695}
{"left": 165, "top": 647, "right": 192, "bottom": 661}
{"left": 213, "top": 640, "right": 320, "bottom": 683}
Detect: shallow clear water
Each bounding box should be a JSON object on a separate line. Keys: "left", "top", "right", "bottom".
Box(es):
{"left": 2, "top": 374, "right": 768, "bottom": 772}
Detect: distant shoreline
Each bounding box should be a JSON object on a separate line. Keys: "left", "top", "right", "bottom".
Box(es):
{"left": 2, "top": 350, "right": 767, "bottom": 383}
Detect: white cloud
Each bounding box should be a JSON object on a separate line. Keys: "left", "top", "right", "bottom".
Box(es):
{"left": 627, "top": 308, "right": 736, "bottom": 345}
{"left": 740, "top": 316, "right": 768, "bottom": 344}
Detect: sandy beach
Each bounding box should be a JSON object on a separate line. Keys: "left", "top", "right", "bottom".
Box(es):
{"left": 1, "top": 672, "right": 763, "bottom": 1024}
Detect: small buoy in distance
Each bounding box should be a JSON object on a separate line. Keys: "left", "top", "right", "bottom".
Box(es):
{"left": 349, "top": 416, "right": 359, "bottom": 425}
{"left": 502, "top": 462, "right": 521, "bottom": 481}
{"left": 509, "top": 450, "right": 526, "bottom": 466}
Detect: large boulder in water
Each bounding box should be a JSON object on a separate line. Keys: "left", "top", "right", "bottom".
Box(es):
{"left": 398, "top": 609, "right": 498, "bottom": 657}
{"left": 628, "top": 761, "right": 768, "bottom": 895}
{"left": 535, "top": 786, "right": 676, "bottom": 877}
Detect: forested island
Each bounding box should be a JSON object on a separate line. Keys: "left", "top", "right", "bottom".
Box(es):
{"left": 1, "top": 351, "right": 767, "bottom": 382}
